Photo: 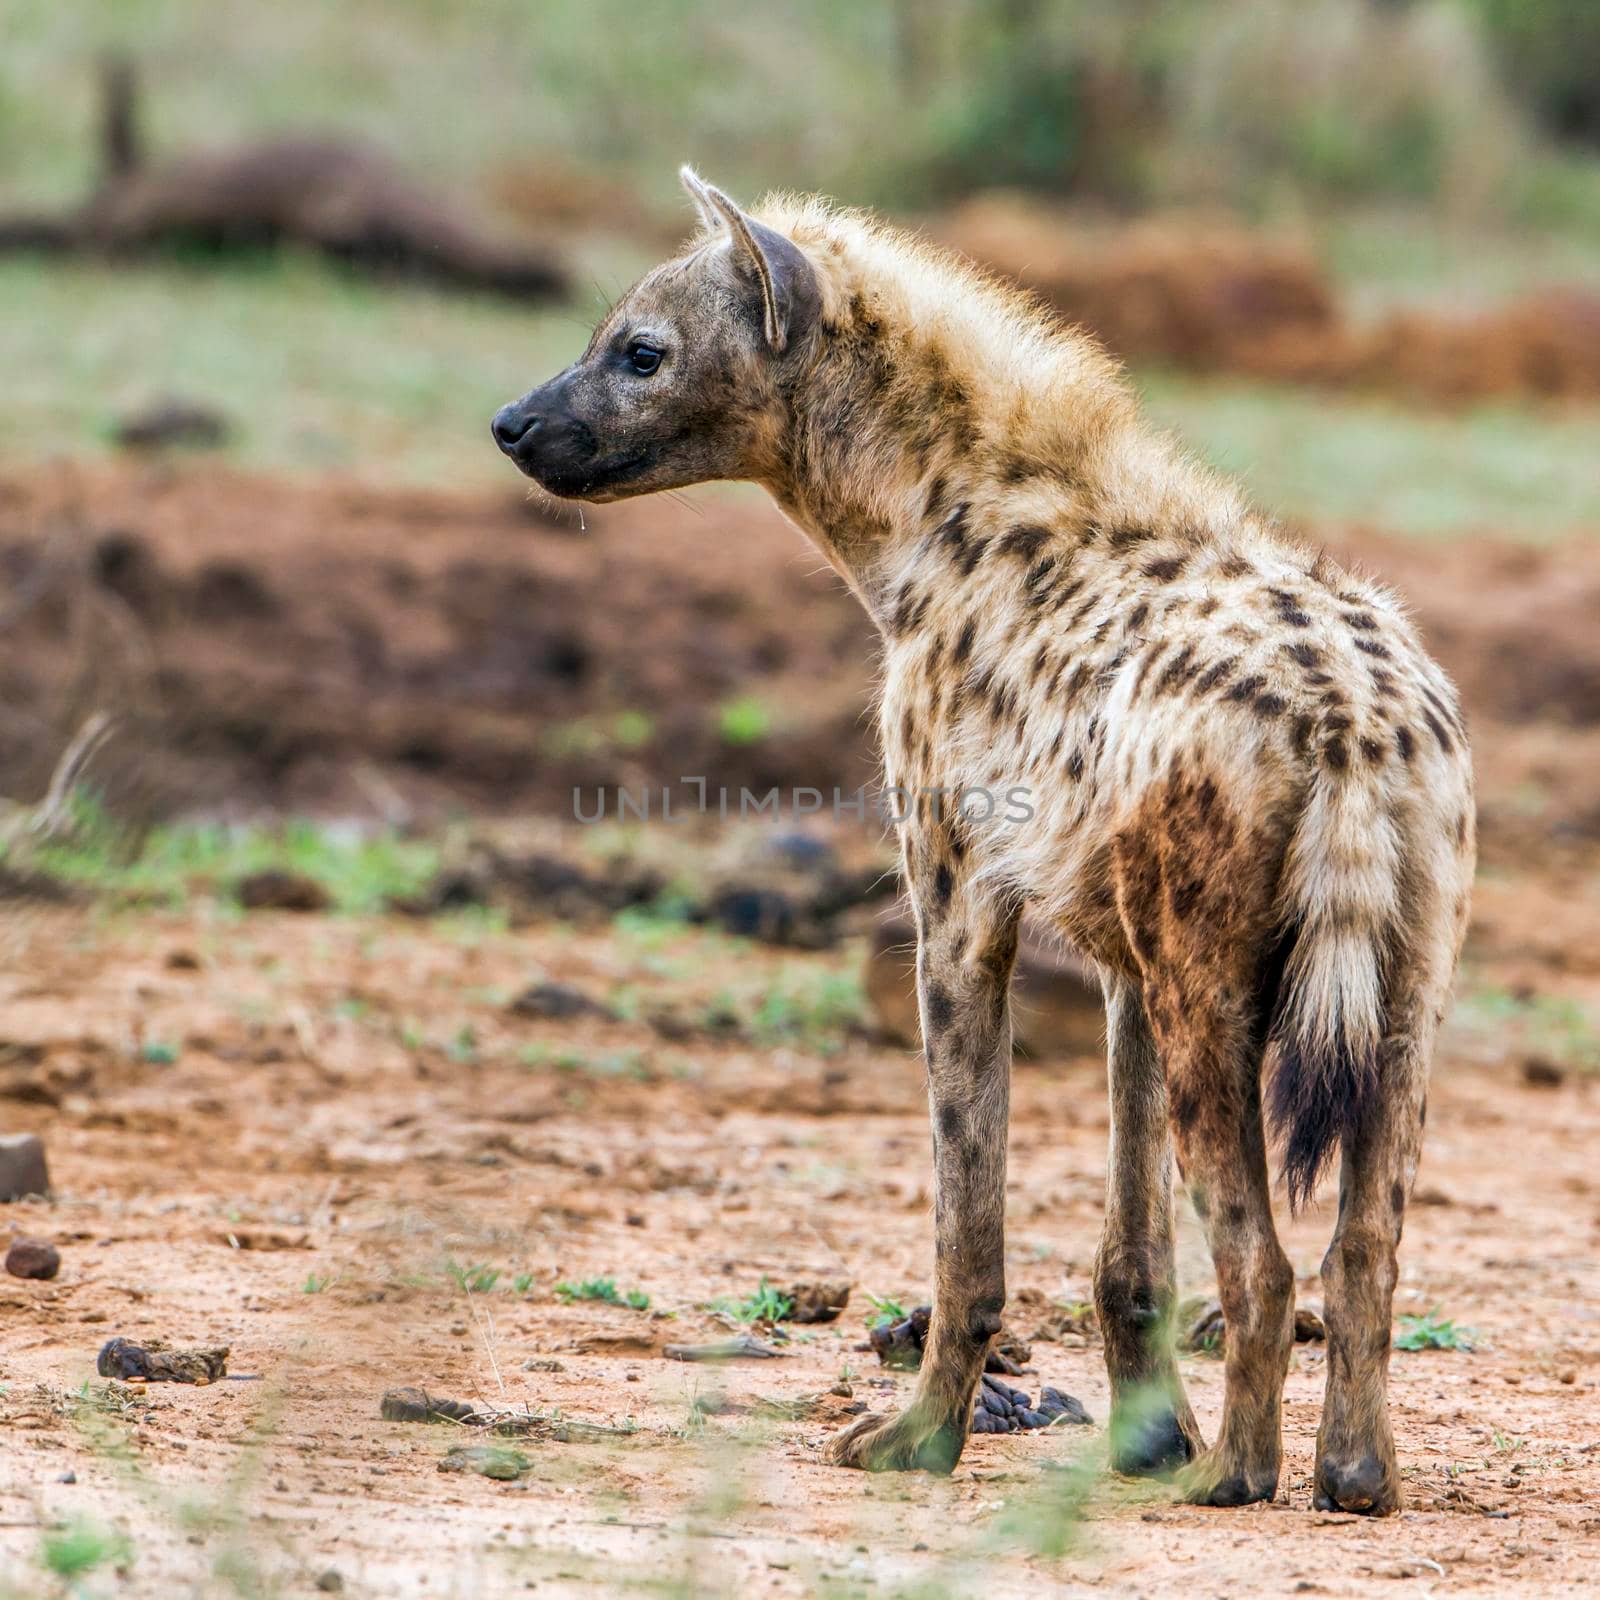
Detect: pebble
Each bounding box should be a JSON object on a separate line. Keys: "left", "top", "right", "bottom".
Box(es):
{"left": 0, "top": 1133, "right": 49, "bottom": 1202}
{"left": 5, "top": 1235, "right": 61, "bottom": 1280}
{"left": 315, "top": 1571, "right": 344, "bottom": 1593}
{"left": 233, "top": 870, "right": 331, "bottom": 913}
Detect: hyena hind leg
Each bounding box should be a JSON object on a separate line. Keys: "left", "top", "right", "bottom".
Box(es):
{"left": 1094, "top": 974, "right": 1203, "bottom": 1476}
{"left": 1315, "top": 1034, "right": 1430, "bottom": 1515}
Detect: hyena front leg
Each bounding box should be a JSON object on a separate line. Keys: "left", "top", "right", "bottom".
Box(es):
{"left": 829, "top": 841, "right": 1020, "bottom": 1474}
{"left": 1095, "top": 974, "right": 1204, "bottom": 1475}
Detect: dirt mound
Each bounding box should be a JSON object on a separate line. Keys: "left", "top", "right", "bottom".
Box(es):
{"left": 1237, "top": 286, "right": 1600, "bottom": 403}
{"left": 937, "top": 193, "right": 1600, "bottom": 402}
{"left": 3, "top": 464, "right": 1599, "bottom": 873}
{"left": 934, "top": 195, "right": 1337, "bottom": 369}
{"left": 0, "top": 465, "right": 876, "bottom": 821}
{"left": 0, "top": 64, "right": 567, "bottom": 300}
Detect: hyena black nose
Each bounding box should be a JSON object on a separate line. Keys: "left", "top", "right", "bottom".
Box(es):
{"left": 491, "top": 399, "right": 542, "bottom": 454}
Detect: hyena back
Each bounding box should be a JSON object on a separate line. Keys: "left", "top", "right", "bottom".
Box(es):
{"left": 492, "top": 170, "right": 1475, "bottom": 1512}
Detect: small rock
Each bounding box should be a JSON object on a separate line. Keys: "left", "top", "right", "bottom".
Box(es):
{"left": 1182, "top": 1297, "right": 1326, "bottom": 1351}
{"left": 164, "top": 949, "right": 202, "bottom": 972}
{"left": 506, "top": 981, "right": 611, "bottom": 1021}
{"left": 662, "top": 1335, "right": 782, "bottom": 1362}
{"left": 314, "top": 1572, "right": 344, "bottom": 1593}
{"left": 233, "top": 870, "right": 331, "bottom": 913}
{"left": 114, "top": 398, "right": 230, "bottom": 451}
{"left": 1521, "top": 1056, "right": 1565, "bottom": 1088}
{"left": 1038, "top": 1386, "right": 1093, "bottom": 1426}
{"left": 1294, "top": 1307, "right": 1328, "bottom": 1343}
{"left": 438, "top": 1445, "right": 531, "bottom": 1481}
{"left": 5, "top": 1235, "right": 60, "bottom": 1280}
{"left": 97, "top": 1337, "right": 229, "bottom": 1383}
{"left": 868, "top": 1304, "right": 1028, "bottom": 1375}
{"left": 57, "top": 1470, "right": 76, "bottom": 1485}
{"left": 380, "top": 1387, "right": 480, "bottom": 1424}
{"left": 784, "top": 1280, "right": 852, "bottom": 1324}
{"left": 0, "top": 1133, "right": 50, "bottom": 1201}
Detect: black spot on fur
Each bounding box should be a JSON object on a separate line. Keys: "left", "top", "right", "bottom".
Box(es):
{"left": 1194, "top": 658, "right": 1237, "bottom": 694}
{"left": 1254, "top": 692, "right": 1288, "bottom": 717}
{"left": 953, "top": 618, "right": 977, "bottom": 665}
{"left": 932, "top": 861, "right": 954, "bottom": 909}
{"left": 1422, "top": 709, "right": 1453, "bottom": 754}
{"left": 1066, "top": 748, "right": 1084, "bottom": 780}
{"left": 1394, "top": 724, "right": 1416, "bottom": 761}
{"left": 998, "top": 524, "right": 1050, "bottom": 561}
{"left": 925, "top": 983, "right": 954, "bottom": 1035}
{"left": 1267, "top": 587, "right": 1312, "bottom": 627}
{"left": 1144, "top": 555, "right": 1186, "bottom": 582}
{"left": 1106, "top": 525, "right": 1154, "bottom": 550}
{"left": 1156, "top": 644, "right": 1199, "bottom": 694}
{"left": 1128, "top": 601, "right": 1150, "bottom": 632}
{"left": 1353, "top": 637, "right": 1392, "bottom": 660}
{"left": 1285, "top": 642, "right": 1321, "bottom": 669}
{"left": 939, "top": 1100, "right": 965, "bottom": 1144}
{"left": 938, "top": 501, "right": 971, "bottom": 557}
{"left": 1343, "top": 611, "right": 1379, "bottom": 631}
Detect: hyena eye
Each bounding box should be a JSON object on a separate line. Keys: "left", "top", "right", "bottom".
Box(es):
{"left": 627, "top": 342, "right": 663, "bottom": 376}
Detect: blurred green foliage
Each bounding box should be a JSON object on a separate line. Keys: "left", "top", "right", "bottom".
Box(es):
{"left": 1, "top": 0, "right": 1596, "bottom": 222}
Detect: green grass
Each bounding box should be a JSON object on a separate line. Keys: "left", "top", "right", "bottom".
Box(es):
{"left": 10, "top": 799, "right": 440, "bottom": 912}
{"left": 1141, "top": 372, "right": 1600, "bottom": 539}
{"left": 1451, "top": 979, "right": 1600, "bottom": 1072}
{"left": 716, "top": 697, "right": 773, "bottom": 746}
{"left": 708, "top": 1276, "right": 794, "bottom": 1326}
{"left": 447, "top": 1260, "right": 502, "bottom": 1295}
{"left": 864, "top": 1294, "right": 908, "bottom": 1329}
{"left": 39, "top": 1518, "right": 131, "bottom": 1579}
{"left": 553, "top": 1276, "right": 650, "bottom": 1312}
{"left": 2, "top": 246, "right": 1596, "bottom": 545}
{"left": 0, "top": 254, "right": 601, "bottom": 484}
{"left": 1395, "top": 1309, "right": 1478, "bottom": 1351}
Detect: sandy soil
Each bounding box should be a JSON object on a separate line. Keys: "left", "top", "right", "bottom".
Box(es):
{"left": 2, "top": 466, "right": 1599, "bottom": 1596}
{"left": 1, "top": 872, "right": 1597, "bottom": 1598}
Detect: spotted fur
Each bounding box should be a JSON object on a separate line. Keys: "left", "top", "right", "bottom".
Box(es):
{"left": 493, "top": 172, "right": 1477, "bottom": 1511}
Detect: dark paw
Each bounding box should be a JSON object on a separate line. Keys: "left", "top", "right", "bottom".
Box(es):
{"left": 1314, "top": 1454, "right": 1398, "bottom": 1515}
{"left": 1110, "top": 1405, "right": 1198, "bottom": 1477}
{"left": 828, "top": 1408, "right": 965, "bottom": 1474}
{"left": 1177, "top": 1447, "right": 1279, "bottom": 1507}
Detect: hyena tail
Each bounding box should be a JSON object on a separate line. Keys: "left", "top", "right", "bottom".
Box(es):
{"left": 1265, "top": 766, "right": 1402, "bottom": 1211}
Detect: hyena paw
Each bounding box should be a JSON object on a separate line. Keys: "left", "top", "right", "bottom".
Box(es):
{"left": 1313, "top": 1453, "right": 1400, "bottom": 1516}
{"left": 826, "top": 1406, "right": 966, "bottom": 1475}
{"left": 1176, "top": 1443, "right": 1280, "bottom": 1508}
{"left": 1109, "top": 1403, "right": 1203, "bottom": 1477}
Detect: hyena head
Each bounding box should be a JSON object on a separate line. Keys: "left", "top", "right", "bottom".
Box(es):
{"left": 492, "top": 168, "right": 820, "bottom": 501}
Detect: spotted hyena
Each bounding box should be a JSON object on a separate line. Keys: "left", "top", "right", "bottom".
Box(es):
{"left": 491, "top": 170, "right": 1475, "bottom": 1513}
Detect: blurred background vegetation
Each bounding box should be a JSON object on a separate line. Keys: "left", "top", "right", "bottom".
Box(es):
{"left": 1, "top": 0, "right": 1597, "bottom": 517}
{"left": 4, "top": 0, "right": 1599, "bottom": 220}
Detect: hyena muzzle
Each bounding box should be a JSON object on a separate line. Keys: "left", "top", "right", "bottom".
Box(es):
{"left": 492, "top": 170, "right": 1475, "bottom": 1513}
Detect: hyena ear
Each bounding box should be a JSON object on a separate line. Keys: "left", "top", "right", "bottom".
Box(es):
{"left": 678, "top": 165, "right": 819, "bottom": 355}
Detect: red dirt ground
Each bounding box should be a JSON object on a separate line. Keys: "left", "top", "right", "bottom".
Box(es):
{"left": 2, "top": 466, "right": 1600, "bottom": 1596}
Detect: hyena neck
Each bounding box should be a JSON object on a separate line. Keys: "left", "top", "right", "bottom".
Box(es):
{"left": 753, "top": 202, "right": 1235, "bottom": 629}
